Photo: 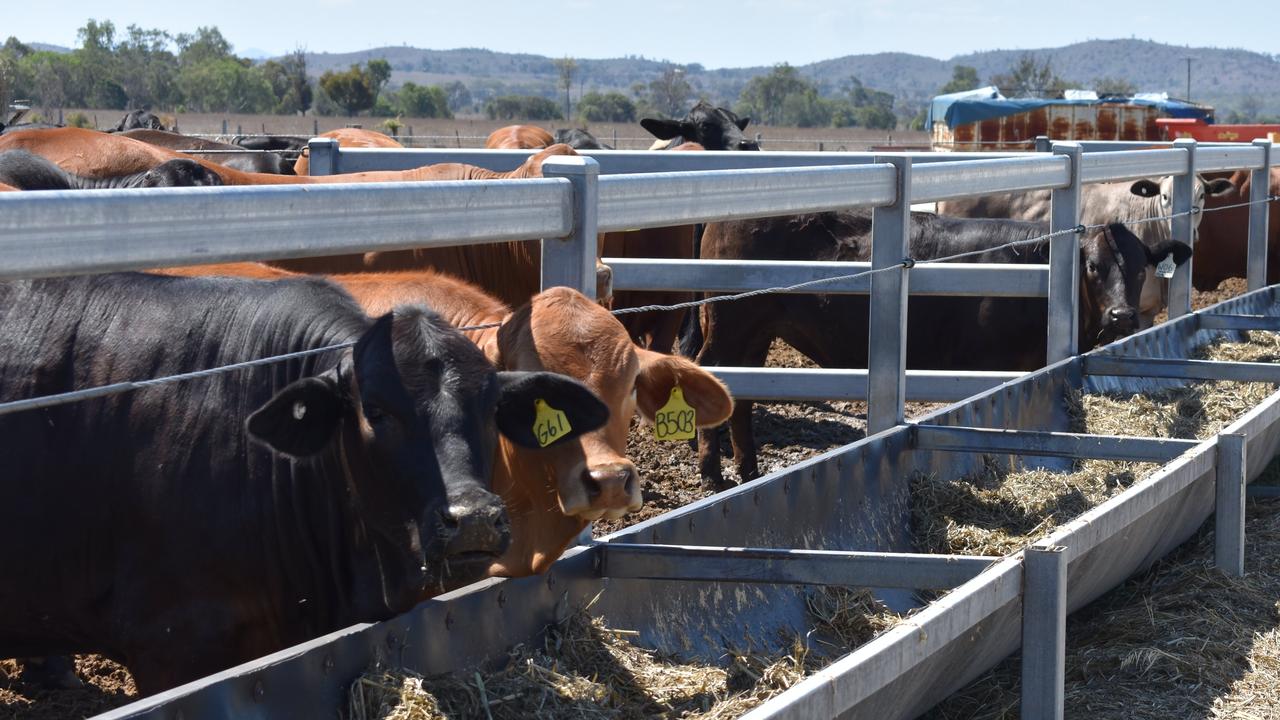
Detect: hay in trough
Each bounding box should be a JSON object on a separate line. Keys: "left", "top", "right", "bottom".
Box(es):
{"left": 914, "top": 331, "right": 1280, "bottom": 557}
{"left": 924, "top": 498, "right": 1280, "bottom": 720}
{"left": 348, "top": 588, "right": 902, "bottom": 720}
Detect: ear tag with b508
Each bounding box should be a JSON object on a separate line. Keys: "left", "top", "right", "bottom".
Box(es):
{"left": 533, "top": 399, "right": 571, "bottom": 448}
{"left": 654, "top": 386, "right": 696, "bottom": 441}
{"left": 1155, "top": 254, "right": 1177, "bottom": 279}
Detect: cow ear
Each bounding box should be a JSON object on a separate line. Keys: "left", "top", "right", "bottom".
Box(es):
{"left": 735, "top": 116, "right": 751, "bottom": 131}
{"left": 634, "top": 348, "right": 733, "bottom": 427}
{"left": 1145, "top": 240, "right": 1193, "bottom": 267}
{"left": 493, "top": 371, "right": 610, "bottom": 449}
{"left": 247, "top": 376, "right": 345, "bottom": 458}
{"left": 1129, "top": 180, "right": 1160, "bottom": 198}
{"left": 1206, "top": 178, "right": 1236, "bottom": 197}
{"left": 640, "top": 117, "right": 684, "bottom": 141}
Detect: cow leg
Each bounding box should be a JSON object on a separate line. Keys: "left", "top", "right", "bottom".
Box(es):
{"left": 695, "top": 301, "right": 773, "bottom": 489}
{"left": 728, "top": 401, "right": 761, "bottom": 482}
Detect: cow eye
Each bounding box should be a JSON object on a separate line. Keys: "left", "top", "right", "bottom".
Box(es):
{"left": 363, "top": 403, "right": 387, "bottom": 423}
{"left": 1086, "top": 261, "right": 1100, "bottom": 274}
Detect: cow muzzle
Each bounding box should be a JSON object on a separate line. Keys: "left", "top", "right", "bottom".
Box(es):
{"left": 437, "top": 486, "right": 511, "bottom": 564}
{"left": 736, "top": 139, "right": 760, "bottom": 151}
{"left": 1099, "top": 306, "right": 1138, "bottom": 342}
{"left": 559, "top": 462, "right": 642, "bottom": 521}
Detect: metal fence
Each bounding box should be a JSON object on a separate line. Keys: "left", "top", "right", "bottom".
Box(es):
{"left": 0, "top": 136, "right": 1278, "bottom": 720}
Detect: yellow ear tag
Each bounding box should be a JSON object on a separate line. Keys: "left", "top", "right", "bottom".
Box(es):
{"left": 654, "top": 386, "right": 697, "bottom": 441}
{"left": 533, "top": 398, "right": 572, "bottom": 448}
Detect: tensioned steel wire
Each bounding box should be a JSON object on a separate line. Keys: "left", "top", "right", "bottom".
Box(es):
{"left": 0, "top": 193, "right": 1276, "bottom": 417}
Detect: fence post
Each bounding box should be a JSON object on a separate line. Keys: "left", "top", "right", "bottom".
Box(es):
{"left": 307, "top": 138, "right": 340, "bottom": 177}
{"left": 1248, "top": 139, "right": 1272, "bottom": 291}
{"left": 540, "top": 156, "right": 600, "bottom": 298}
{"left": 221, "top": 118, "right": 228, "bottom": 135}
{"left": 1216, "top": 432, "right": 1247, "bottom": 577}
{"left": 1169, "top": 138, "right": 1197, "bottom": 319}
{"left": 868, "top": 156, "right": 911, "bottom": 435}
{"left": 1048, "top": 143, "right": 1082, "bottom": 363}
{"left": 1021, "top": 541, "right": 1067, "bottom": 720}
{"left": 1035, "top": 135, "right": 1052, "bottom": 153}
{"left": 313, "top": 118, "right": 320, "bottom": 136}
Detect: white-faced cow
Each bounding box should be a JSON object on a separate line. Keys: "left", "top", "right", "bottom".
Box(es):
{"left": 936, "top": 176, "right": 1234, "bottom": 327}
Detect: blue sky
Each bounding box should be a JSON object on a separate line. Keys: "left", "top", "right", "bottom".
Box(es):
{"left": 9, "top": 0, "right": 1278, "bottom": 68}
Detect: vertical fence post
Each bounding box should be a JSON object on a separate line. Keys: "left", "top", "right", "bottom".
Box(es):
{"left": 540, "top": 156, "right": 600, "bottom": 298}
{"left": 1248, "top": 139, "right": 1272, "bottom": 291}
{"left": 1048, "top": 143, "right": 1082, "bottom": 363}
{"left": 1021, "top": 541, "right": 1067, "bottom": 720}
{"left": 1169, "top": 138, "right": 1197, "bottom": 319}
{"left": 306, "top": 138, "right": 339, "bottom": 177}
{"left": 221, "top": 118, "right": 228, "bottom": 135}
{"left": 1035, "top": 136, "right": 1052, "bottom": 153}
{"left": 868, "top": 156, "right": 911, "bottom": 435}
{"left": 1216, "top": 432, "right": 1247, "bottom": 577}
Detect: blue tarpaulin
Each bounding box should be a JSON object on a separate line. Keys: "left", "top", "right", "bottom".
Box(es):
{"left": 926, "top": 87, "right": 1213, "bottom": 130}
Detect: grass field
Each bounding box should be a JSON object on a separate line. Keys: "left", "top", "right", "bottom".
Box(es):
{"left": 55, "top": 108, "right": 931, "bottom": 151}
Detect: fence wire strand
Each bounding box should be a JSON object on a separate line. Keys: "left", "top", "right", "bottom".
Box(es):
{"left": 2, "top": 186, "right": 1278, "bottom": 417}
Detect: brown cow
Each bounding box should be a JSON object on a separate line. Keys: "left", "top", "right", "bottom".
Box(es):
{"left": 293, "top": 127, "right": 404, "bottom": 175}
{"left": 155, "top": 262, "right": 734, "bottom": 576}
{"left": 485, "top": 125, "right": 554, "bottom": 149}
{"left": 1194, "top": 168, "right": 1280, "bottom": 290}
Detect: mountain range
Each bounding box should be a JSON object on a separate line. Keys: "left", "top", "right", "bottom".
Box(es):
{"left": 303, "top": 38, "right": 1280, "bottom": 117}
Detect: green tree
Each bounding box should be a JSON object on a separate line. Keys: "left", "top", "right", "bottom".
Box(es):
{"left": 318, "top": 60, "right": 389, "bottom": 117}
{"left": 643, "top": 66, "right": 693, "bottom": 118}
{"left": 736, "top": 64, "right": 824, "bottom": 126}
{"left": 990, "top": 53, "right": 1074, "bottom": 98}
{"left": 395, "top": 82, "right": 452, "bottom": 118}
{"left": 938, "top": 65, "right": 980, "bottom": 95}
{"left": 577, "top": 91, "right": 636, "bottom": 122}
{"left": 1093, "top": 76, "right": 1137, "bottom": 96}
{"left": 115, "top": 25, "right": 178, "bottom": 109}
{"left": 177, "top": 58, "right": 274, "bottom": 113}
{"left": 484, "top": 95, "right": 561, "bottom": 121}
{"left": 553, "top": 56, "right": 577, "bottom": 120}
{"left": 175, "top": 26, "right": 233, "bottom": 66}
{"left": 261, "top": 49, "right": 312, "bottom": 115}
{"left": 443, "top": 80, "right": 471, "bottom": 113}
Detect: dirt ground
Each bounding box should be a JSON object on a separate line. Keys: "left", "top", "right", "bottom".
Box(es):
{"left": 0, "top": 280, "right": 1260, "bottom": 719}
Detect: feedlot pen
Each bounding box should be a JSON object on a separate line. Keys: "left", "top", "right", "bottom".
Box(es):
{"left": 1, "top": 137, "right": 1279, "bottom": 719}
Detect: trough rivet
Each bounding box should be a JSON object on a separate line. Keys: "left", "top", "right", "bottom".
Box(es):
{"left": 783, "top": 479, "right": 791, "bottom": 493}
{"left": 497, "top": 590, "right": 507, "bottom": 608}
{"left": 721, "top": 503, "right": 730, "bottom": 517}
{"left": 253, "top": 680, "right": 264, "bottom": 702}
{"left": 444, "top": 612, "right": 455, "bottom": 630}
{"left": 323, "top": 655, "right": 334, "bottom": 673}
{"left": 752, "top": 492, "right": 760, "bottom": 506}
{"left": 687, "top": 518, "right": 696, "bottom": 532}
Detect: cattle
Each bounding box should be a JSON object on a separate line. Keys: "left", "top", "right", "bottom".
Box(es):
{"left": 111, "top": 109, "right": 167, "bottom": 132}
{"left": 552, "top": 128, "right": 611, "bottom": 149}
{"left": 692, "top": 211, "right": 1192, "bottom": 488}
{"left": 641, "top": 101, "right": 759, "bottom": 151}
{"left": 293, "top": 127, "right": 403, "bottom": 175}
{"left": 121, "top": 129, "right": 295, "bottom": 175}
{"left": 485, "top": 125, "right": 554, "bottom": 149}
{"left": 230, "top": 134, "right": 312, "bottom": 152}
{"left": 936, "top": 176, "right": 1234, "bottom": 326}
{"left": 1193, "top": 168, "right": 1280, "bottom": 291}
{"left": 0, "top": 149, "right": 222, "bottom": 190}
{"left": 153, "top": 263, "right": 735, "bottom": 576}
{"left": 0, "top": 271, "right": 608, "bottom": 692}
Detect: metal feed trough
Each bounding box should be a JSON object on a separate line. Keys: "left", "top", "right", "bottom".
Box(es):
{"left": 0, "top": 137, "right": 1274, "bottom": 719}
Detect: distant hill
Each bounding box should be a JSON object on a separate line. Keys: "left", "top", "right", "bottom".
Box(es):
{"left": 303, "top": 39, "right": 1280, "bottom": 117}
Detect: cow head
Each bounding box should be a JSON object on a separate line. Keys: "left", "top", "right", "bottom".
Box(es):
{"left": 1129, "top": 175, "right": 1235, "bottom": 233}
{"left": 140, "top": 159, "right": 224, "bottom": 188}
{"left": 1079, "top": 223, "right": 1192, "bottom": 347}
{"left": 487, "top": 287, "right": 733, "bottom": 575}
{"left": 641, "top": 102, "right": 759, "bottom": 151}
{"left": 245, "top": 306, "right": 608, "bottom": 605}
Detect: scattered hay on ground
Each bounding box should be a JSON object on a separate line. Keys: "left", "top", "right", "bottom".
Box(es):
{"left": 348, "top": 588, "right": 903, "bottom": 720}
{"left": 925, "top": 498, "right": 1280, "bottom": 720}
{"left": 914, "top": 332, "right": 1280, "bottom": 557}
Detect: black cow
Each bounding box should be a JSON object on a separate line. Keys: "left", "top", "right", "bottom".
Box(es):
{"left": 111, "top": 109, "right": 167, "bottom": 132}
{"left": 231, "top": 134, "right": 311, "bottom": 153}
{"left": 0, "top": 272, "right": 608, "bottom": 692}
{"left": 121, "top": 129, "right": 295, "bottom": 175}
{"left": 641, "top": 101, "right": 759, "bottom": 151}
{"left": 552, "top": 128, "right": 612, "bottom": 149}
{"left": 692, "top": 211, "right": 1192, "bottom": 488}
{"left": 0, "top": 149, "right": 223, "bottom": 190}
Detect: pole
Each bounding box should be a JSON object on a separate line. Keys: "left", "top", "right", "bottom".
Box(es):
{"left": 868, "top": 156, "right": 912, "bottom": 435}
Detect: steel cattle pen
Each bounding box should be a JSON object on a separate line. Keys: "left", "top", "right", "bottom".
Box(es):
{"left": 0, "top": 137, "right": 1275, "bottom": 720}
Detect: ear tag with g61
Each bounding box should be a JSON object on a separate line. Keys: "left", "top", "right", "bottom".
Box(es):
{"left": 533, "top": 399, "right": 571, "bottom": 448}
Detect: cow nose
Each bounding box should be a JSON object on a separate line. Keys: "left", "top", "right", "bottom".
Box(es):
{"left": 583, "top": 464, "right": 641, "bottom": 518}
{"left": 439, "top": 488, "right": 511, "bottom": 558}
{"left": 738, "top": 139, "right": 760, "bottom": 150}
